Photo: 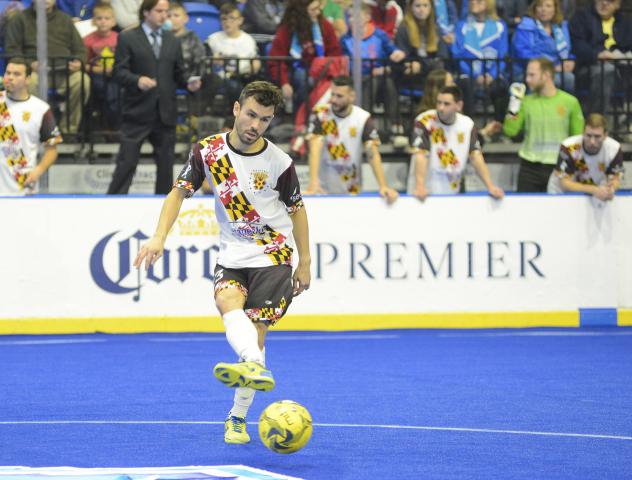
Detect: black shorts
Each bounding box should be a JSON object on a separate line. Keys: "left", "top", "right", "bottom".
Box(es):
{"left": 214, "top": 264, "right": 294, "bottom": 326}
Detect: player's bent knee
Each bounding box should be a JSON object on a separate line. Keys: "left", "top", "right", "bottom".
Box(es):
{"left": 215, "top": 288, "right": 246, "bottom": 315}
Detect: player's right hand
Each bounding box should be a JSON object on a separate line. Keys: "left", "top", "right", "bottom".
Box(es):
{"left": 304, "top": 182, "right": 326, "bottom": 195}
{"left": 134, "top": 236, "right": 165, "bottom": 271}
{"left": 414, "top": 184, "right": 429, "bottom": 202}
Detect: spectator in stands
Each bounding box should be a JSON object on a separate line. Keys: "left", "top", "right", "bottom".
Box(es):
{"left": 512, "top": 0, "right": 576, "bottom": 93}
{"left": 322, "top": 0, "right": 348, "bottom": 37}
{"left": 364, "top": 0, "right": 403, "bottom": 40}
{"left": 407, "top": 85, "right": 504, "bottom": 199}
{"left": 451, "top": 0, "right": 509, "bottom": 122}
{"left": 569, "top": 0, "right": 632, "bottom": 114}
{"left": 0, "top": 58, "right": 62, "bottom": 195}
{"left": 0, "top": 2, "right": 24, "bottom": 55}
{"left": 418, "top": 68, "right": 455, "bottom": 113}
{"left": 57, "top": 0, "right": 97, "bottom": 21}
{"left": 268, "top": 0, "right": 342, "bottom": 111}
{"left": 242, "top": 0, "right": 285, "bottom": 38}
{"left": 341, "top": 4, "right": 406, "bottom": 144}
{"left": 503, "top": 57, "right": 584, "bottom": 192}
{"left": 548, "top": 113, "right": 624, "bottom": 200}
{"left": 304, "top": 75, "right": 399, "bottom": 201}
{"left": 4, "top": 0, "right": 91, "bottom": 134}
{"left": 394, "top": 0, "right": 447, "bottom": 98}
{"left": 207, "top": 3, "right": 261, "bottom": 108}
{"left": 111, "top": 0, "right": 142, "bottom": 30}
{"left": 83, "top": 1, "right": 118, "bottom": 129}
{"left": 107, "top": 0, "right": 201, "bottom": 195}
{"left": 433, "top": 0, "right": 457, "bottom": 44}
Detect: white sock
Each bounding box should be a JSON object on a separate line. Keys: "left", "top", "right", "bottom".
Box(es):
{"left": 222, "top": 309, "right": 263, "bottom": 364}
{"left": 227, "top": 348, "right": 266, "bottom": 419}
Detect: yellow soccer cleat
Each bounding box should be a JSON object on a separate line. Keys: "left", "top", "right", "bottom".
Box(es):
{"left": 224, "top": 416, "right": 250, "bottom": 444}
{"left": 213, "top": 361, "right": 275, "bottom": 392}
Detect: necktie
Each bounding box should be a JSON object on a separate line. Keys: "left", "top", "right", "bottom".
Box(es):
{"left": 150, "top": 31, "right": 160, "bottom": 59}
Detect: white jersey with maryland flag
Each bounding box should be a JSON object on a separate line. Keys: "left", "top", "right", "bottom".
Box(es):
{"left": 407, "top": 110, "right": 480, "bottom": 194}
{"left": 175, "top": 132, "right": 304, "bottom": 268}
{"left": 308, "top": 103, "right": 380, "bottom": 194}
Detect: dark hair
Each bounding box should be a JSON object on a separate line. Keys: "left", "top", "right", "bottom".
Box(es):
{"left": 438, "top": 85, "right": 463, "bottom": 103}
{"left": 332, "top": 75, "right": 354, "bottom": 89}
{"left": 280, "top": 0, "right": 322, "bottom": 44}
{"left": 139, "top": 0, "right": 161, "bottom": 22}
{"left": 219, "top": 2, "right": 240, "bottom": 16}
{"left": 238, "top": 81, "right": 284, "bottom": 110}
{"left": 530, "top": 57, "right": 555, "bottom": 77}
{"left": 7, "top": 57, "right": 32, "bottom": 76}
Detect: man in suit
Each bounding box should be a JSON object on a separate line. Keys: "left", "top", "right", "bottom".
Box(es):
{"left": 107, "top": 0, "right": 201, "bottom": 195}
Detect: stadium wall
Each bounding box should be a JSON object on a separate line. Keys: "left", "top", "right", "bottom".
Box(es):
{"left": 0, "top": 194, "right": 631, "bottom": 334}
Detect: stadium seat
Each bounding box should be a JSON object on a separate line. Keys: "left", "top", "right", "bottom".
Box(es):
{"left": 183, "top": 2, "right": 221, "bottom": 42}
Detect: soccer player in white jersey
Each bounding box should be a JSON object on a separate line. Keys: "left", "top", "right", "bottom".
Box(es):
{"left": 0, "top": 58, "right": 62, "bottom": 195}
{"left": 548, "top": 113, "right": 624, "bottom": 201}
{"left": 134, "top": 81, "right": 311, "bottom": 445}
{"left": 304, "top": 75, "right": 399, "bottom": 203}
{"left": 408, "top": 85, "right": 504, "bottom": 201}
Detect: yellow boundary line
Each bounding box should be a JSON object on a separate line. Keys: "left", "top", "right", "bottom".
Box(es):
{"left": 0, "top": 311, "right": 582, "bottom": 335}
{"left": 619, "top": 309, "right": 632, "bottom": 326}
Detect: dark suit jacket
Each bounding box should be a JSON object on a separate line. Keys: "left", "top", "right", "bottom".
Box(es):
{"left": 569, "top": 7, "right": 632, "bottom": 64}
{"left": 113, "top": 26, "right": 188, "bottom": 126}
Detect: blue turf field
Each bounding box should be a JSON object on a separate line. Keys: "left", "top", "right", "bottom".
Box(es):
{"left": 1, "top": 329, "right": 631, "bottom": 479}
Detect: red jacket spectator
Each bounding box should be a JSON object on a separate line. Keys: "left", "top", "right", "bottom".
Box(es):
{"left": 368, "top": 0, "right": 402, "bottom": 39}
{"left": 268, "top": 19, "right": 342, "bottom": 87}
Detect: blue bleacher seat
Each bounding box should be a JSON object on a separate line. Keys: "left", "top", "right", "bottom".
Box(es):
{"left": 183, "top": 2, "right": 221, "bottom": 43}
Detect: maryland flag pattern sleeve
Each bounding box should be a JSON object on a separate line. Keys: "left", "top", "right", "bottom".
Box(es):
{"left": 183, "top": 132, "right": 302, "bottom": 269}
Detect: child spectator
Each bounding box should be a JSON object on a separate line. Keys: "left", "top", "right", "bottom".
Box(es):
{"left": 207, "top": 3, "right": 261, "bottom": 107}
{"left": 83, "top": 1, "right": 118, "bottom": 128}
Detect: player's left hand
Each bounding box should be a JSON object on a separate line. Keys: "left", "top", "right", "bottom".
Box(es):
{"left": 24, "top": 167, "right": 43, "bottom": 189}
{"left": 379, "top": 186, "right": 399, "bottom": 204}
{"left": 292, "top": 261, "right": 311, "bottom": 297}
{"left": 488, "top": 185, "right": 504, "bottom": 199}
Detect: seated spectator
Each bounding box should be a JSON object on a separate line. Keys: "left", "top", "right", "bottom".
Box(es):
{"left": 341, "top": 4, "right": 406, "bottom": 143}
{"left": 322, "top": 0, "right": 348, "bottom": 37}
{"left": 418, "top": 68, "right": 455, "bottom": 113}
{"left": 364, "top": 0, "right": 403, "bottom": 40}
{"left": 242, "top": 0, "right": 285, "bottom": 38}
{"left": 57, "top": 0, "right": 98, "bottom": 22}
{"left": 433, "top": 0, "right": 457, "bottom": 44}
{"left": 83, "top": 1, "right": 119, "bottom": 128}
{"left": 268, "top": 0, "right": 342, "bottom": 111}
{"left": 111, "top": 0, "right": 142, "bottom": 30}
{"left": 451, "top": 0, "right": 509, "bottom": 121}
{"left": 569, "top": 0, "right": 632, "bottom": 114}
{"left": 512, "top": 0, "right": 575, "bottom": 93}
{"left": 394, "top": 0, "right": 447, "bottom": 96}
{"left": 207, "top": 3, "right": 261, "bottom": 108}
{"left": 548, "top": 113, "right": 623, "bottom": 202}
{"left": 4, "top": 0, "right": 91, "bottom": 134}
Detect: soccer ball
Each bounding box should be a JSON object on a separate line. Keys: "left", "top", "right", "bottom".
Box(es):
{"left": 258, "top": 400, "right": 313, "bottom": 454}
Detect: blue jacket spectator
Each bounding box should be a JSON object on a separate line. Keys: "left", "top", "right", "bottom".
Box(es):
{"left": 513, "top": 17, "right": 573, "bottom": 68}
{"left": 433, "top": 0, "right": 457, "bottom": 37}
{"left": 341, "top": 22, "right": 400, "bottom": 75}
{"left": 56, "top": 0, "right": 97, "bottom": 21}
{"left": 451, "top": 11, "right": 508, "bottom": 79}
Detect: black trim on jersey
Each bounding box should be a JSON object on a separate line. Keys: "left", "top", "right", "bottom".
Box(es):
{"left": 226, "top": 131, "right": 269, "bottom": 157}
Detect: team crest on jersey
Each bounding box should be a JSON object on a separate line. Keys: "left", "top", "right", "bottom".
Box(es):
{"left": 22, "top": 111, "right": 31, "bottom": 122}
{"left": 349, "top": 127, "right": 357, "bottom": 138}
{"left": 457, "top": 132, "right": 464, "bottom": 144}
{"left": 249, "top": 170, "right": 269, "bottom": 192}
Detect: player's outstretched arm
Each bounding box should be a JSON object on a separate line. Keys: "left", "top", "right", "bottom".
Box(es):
{"left": 290, "top": 207, "right": 311, "bottom": 297}
{"left": 470, "top": 151, "right": 504, "bottom": 199}
{"left": 559, "top": 176, "right": 613, "bottom": 201}
{"left": 134, "top": 188, "right": 187, "bottom": 271}
{"left": 366, "top": 141, "right": 398, "bottom": 204}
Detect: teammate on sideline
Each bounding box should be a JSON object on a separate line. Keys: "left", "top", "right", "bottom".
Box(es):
{"left": 133, "top": 81, "right": 311, "bottom": 445}
{"left": 305, "top": 75, "right": 399, "bottom": 203}
{"left": 407, "top": 85, "right": 504, "bottom": 200}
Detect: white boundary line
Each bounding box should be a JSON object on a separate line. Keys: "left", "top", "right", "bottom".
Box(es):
{"left": 0, "top": 420, "right": 629, "bottom": 441}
